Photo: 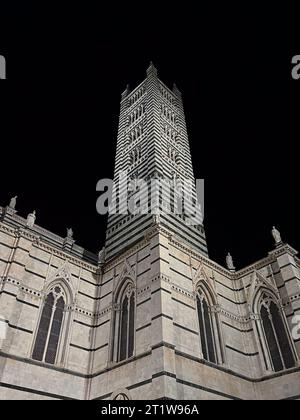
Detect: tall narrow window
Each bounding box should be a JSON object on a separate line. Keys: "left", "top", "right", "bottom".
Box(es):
{"left": 259, "top": 294, "right": 295, "bottom": 372}
{"left": 118, "top": 284, "right": 135, "bottom": 362}
{"left": 196, "top": 290, "right": 217, "bottom": 364}
{"left": 32, "top": 286, "right": 65, "bottom": 365}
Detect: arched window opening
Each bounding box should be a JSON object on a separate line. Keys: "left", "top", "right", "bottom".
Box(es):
{"left": 196, "top": 290, "right": 217, "bottom": 364}
{"left": 116, "top": 283, "right": 135, "bottom": 362}
{"left": 32, "top": 285, "right": 66, "bottom": 365}
{"left": 259, "top": 293, "right": 295, "bottom": 372}
{"left": 114, "top": 393, "right": 130, "bottom": 400}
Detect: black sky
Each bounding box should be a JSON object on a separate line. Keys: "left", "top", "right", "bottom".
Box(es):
{"left": 0, "top": 4, "right": 299, "bottom": 269}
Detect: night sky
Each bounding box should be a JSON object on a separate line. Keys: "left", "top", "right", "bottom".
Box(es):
{"left": 0, "top": 4, "right": 299, "bottom": 269}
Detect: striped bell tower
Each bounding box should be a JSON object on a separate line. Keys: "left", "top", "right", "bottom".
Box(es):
{"left": 105, "top": 63, "right": 208, "bottom": 261}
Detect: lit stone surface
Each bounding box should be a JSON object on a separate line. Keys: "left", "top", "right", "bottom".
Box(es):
{"left": 0, "top": 66, "right": 300, "bottom": 400}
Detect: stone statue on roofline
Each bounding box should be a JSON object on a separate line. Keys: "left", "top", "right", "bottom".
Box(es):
{"left": 9, "top": 196, "right": 17, "bottom": 210}
{"left": 226, "top": 252, "right": 235, "bottom": 271}
{"left": 26, "top": 211, "right": 36, "bottom": 228}
{"left": 272, "top": 226, "right": 282, "bottom": 246}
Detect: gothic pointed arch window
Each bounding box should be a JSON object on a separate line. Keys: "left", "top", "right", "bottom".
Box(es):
{"left": 111, "top": 388, "right": 131, "bottom": 400}
{"left": 112, "top": 280, "right": 136, "bottom": 363}
{"left": 196, "top": 284, "right": 222, "bottom": 365}
{"left": 256, "top": 292, "right": 296, "bottom": 372}
{"left": 32, "top": 284, "right": 70, "bottom": 365}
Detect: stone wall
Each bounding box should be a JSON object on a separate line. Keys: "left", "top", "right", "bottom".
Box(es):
{"left": 1, "top": 210, "right": 300, "bottom": 400}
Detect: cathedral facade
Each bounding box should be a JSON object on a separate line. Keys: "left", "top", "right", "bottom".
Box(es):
{"left": 0, "top": 64, "right": 300, "bottom": 400}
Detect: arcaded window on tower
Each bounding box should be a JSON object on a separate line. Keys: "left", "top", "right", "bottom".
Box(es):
{"left": 112, "top": 281, "right": 136, "bottom": 363}
{"left": 196, "top": 285, "right": 223, "bottom": 365}
{"left": 32, "top": 285, "right": 67, "bottom": 365}
{"left": 258, "top": 293, "right": 296, "bottom": 372}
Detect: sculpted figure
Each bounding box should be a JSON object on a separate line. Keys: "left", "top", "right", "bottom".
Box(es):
{"left": 272, "top": 226, "right": 282, "bottom": 245}
{"left": 226, "top": 253, "right": 235, "bottom": 271}
{"left": 26, "top": 211, "right": 36, "bottom": 228}
{"left": 9, "top": 196, "right": 17, "bottom": 209}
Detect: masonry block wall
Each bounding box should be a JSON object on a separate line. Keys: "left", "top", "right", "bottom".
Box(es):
{"left": 1, "top": 209, "right": 300, "bottom": 400}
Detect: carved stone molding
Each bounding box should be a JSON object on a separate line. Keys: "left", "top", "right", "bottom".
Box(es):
{"left": 247, "top": 270, "right": 280, "bottom": 307}
{"left": 0, "top": 276, "right": 42, "bottom": 298}
{"left": 0, "top": 222, "right": 98, "bottom": 271}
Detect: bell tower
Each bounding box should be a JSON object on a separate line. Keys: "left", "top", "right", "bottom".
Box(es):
{"left": 104, "top": 63, "right": 208, "bottom": 261}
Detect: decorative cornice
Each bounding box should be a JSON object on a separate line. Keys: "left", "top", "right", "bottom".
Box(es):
{"left": 0, "top": 223, "right": 20, "bottom": 237}
{"left": 94, "top": 305, "right": 112, "bottom": 319}
{"left": 268, "top": 243, "right": 298, "bottom": 258}
{"left": 219, "top": 308, "right": 252, "bottom": 325}
{"left": 170, "top": 283, "right": 194, "bottom": 299}
{"left": 237, "top": 244, "right": 299, "bottom": 277}
{"left": 0, "top": 274, "right": 260, "bottom": 329}
{"left": 31, "top": 242, "right": 97, "bottom": 272}
{"left": 144, "top": 225, "right": 172, "bottom": 241}
{"left": 236, "top": 257, "right": 275, "bottom": 277}
{"left": 0, "top": 220, "right": 98, "bottom": 269}
{"left": 282, "top": 293, "right": 300, "bottom": 308}
{"left": 74, "top": 305, "right": 94, "bottom": 319}
{"left": 0, "top": 276, "right": 97, "bottom": 320}
{"left": 0, "top": 276, "right": 42, "bottom": 298}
